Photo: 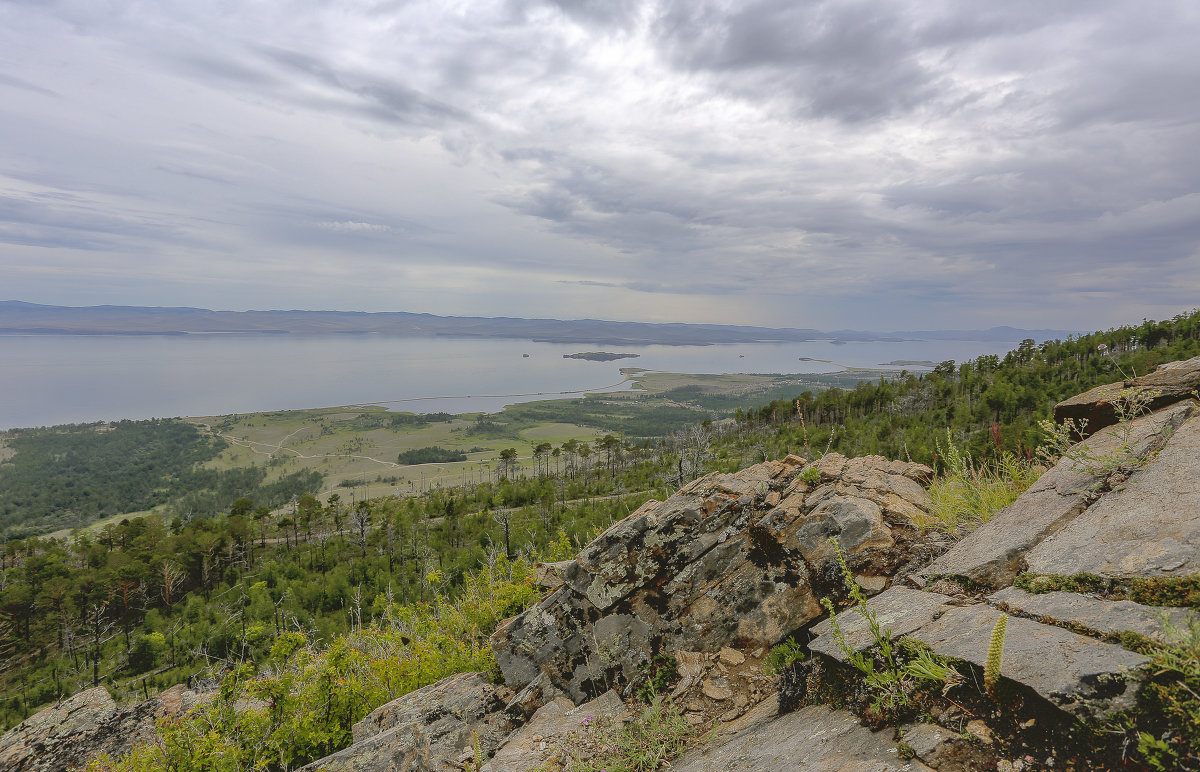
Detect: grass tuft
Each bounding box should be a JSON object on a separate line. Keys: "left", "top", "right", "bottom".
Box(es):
{"left": 925, "top": 430, "right": 1041, "bottom": 532}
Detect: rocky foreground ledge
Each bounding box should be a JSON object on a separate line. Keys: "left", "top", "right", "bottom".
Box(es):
{"left": 5, "top": 357, "right": 1200, "bottom": 772}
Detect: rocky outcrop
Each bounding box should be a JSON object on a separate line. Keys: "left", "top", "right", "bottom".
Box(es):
{"left": 0, "top": 684, "right": 199, "bottom": 772}
{"left": 1053, "top": 354, "right": 1200, "bottom": 436}
{"left": 912, "top": 401, "right": 1193, "bottom": 588}
{"left": 492, "top": 454, "right": 939, "bottom": 705}
{"left": 481, "top": 690, "right": 627, "bottom": 772}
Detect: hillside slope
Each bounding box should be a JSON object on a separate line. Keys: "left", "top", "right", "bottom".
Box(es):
{"left": 6, "top": 356, "right": 1200, "bottom": 771}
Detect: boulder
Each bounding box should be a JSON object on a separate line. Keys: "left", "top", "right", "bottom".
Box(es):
{"left": 492, "top": 456, "right": 938, "bottom": 704}
{"left": 1053, "top": 354, "right": 1200, "bottom": 436}
{"left": 300, "top": 672, "right": 510, "bottom": 772}
{"left": 0, "top": 684, "right": 200, "bottom": 772}
{"left": 900, "top": 722, "right": 994, "bottom": 771}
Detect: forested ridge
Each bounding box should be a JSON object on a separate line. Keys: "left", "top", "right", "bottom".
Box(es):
{"left": 0, "top": 308, "right": 1197, "bottom": 755}
{"left": 730, "top": 311, "right": 1200, "bottom": 464}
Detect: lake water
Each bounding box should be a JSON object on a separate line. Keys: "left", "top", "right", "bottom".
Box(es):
{"left": 0, "top": 334, "right": 1024, "bottom": 430}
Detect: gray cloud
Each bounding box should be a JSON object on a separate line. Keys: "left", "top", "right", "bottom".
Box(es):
{"left": 0, "top": 0, "right": 1197, "bottom": 329}
{"left": 0, "top": 72, "right": 60, "bottom": 98}
{"left": 256, "top": 46, "right": 476, "bottom": 129}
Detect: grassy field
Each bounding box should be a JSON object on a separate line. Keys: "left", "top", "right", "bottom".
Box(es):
{"left": 181, "top": 368, "right": 903, "bottom": 504}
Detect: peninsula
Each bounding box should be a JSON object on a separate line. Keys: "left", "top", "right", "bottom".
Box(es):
{"left": 562, "top": 351, "right": 640, "bottom": 361}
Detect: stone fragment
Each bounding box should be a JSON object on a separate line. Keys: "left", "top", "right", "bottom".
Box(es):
{"left": 965, "top": 720, "right": 993, "bottom": 745}
{"left": 855, "top": 574, "right": 888, "bottom": 594}
{"left": 989, "top": 587, "right": 1198, "bottom": 644}
{"left": 483, "top": 691, "right": 625, "bottom": 772}
{"left": 701, "top": 677, "right": 733, "bottom": 701}
{"left": 718, "top": 647, "right": 746, "bottom": 666}
{"left": 902, "top": 722, "right": 995, "bottom": 770}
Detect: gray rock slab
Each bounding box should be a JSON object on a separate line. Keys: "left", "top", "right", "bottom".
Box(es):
{"left": 810, "top": 590, "right": 1149, "bottom": 720}
{"left": 302, "top": 672, "right": 509, "bottom": 772}
{"left": 809, "top": 587, "right": 958, "bottom": 658}
{"left": 0, "top": 685, "right": 202, "bottom": 772}
{"left": 915, "top": 605, "right": 1147, "bottom": 718}
{"left": 989, "top": 587, "right": 1199, "bottom": 644}
{"left": 1024, "top": 412, "right": 1200, "bottom": 577}
{"left": 913, "top": 402, "right": 1193, "bottom": 588}
{"left": 483, "top": 690, "right": 626, "bottom": 772}
{"left": 673, "top": 704, "right": 923, "bottom": 772}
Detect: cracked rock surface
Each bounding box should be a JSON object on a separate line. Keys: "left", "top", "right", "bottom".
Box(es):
{"left": 492, "top": 454, "right": 939, "bottom": 704}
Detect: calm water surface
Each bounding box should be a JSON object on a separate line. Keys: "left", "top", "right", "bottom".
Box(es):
{"left": 0, "top": 334, "right": 1022, "bottom": 429}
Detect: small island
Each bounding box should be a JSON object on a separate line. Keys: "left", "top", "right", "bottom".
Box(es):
{"left": 563, "top": 351, "right": 641, "bottom": 361}
{"left": 880, "top": 360, "right": 937, "bottom": 367}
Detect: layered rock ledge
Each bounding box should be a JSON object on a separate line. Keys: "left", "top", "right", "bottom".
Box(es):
{"left": 492, "top": 454, "right": 940, "bottom": 706}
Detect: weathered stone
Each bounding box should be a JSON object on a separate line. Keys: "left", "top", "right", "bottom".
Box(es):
{"left": 902, "top": 722, "right": 994, "bottom": 771}
{"left": 483, "top": 691, "right": 626, "bottom": 772}
{"left": 672, "top": 704, "right": 924, "bottom": 771}
{"left": 1054, "top": 355, "right": 1200, "bottom": 436}
{"left": 718, "top": 647, "right": 746, "bottom": 666}
{"left": 502, "top": 672, "right": 566, "bottom": 721}
{"left": 0, "top": 685, "right": 201, "bottom": 772}
{"left": 912, "top": 402, "right": 1193, "bottom": 588}
{"left": 989, "top": 587, "right": 1198, "bottom": 644}
{"left": 701, "top": 677, "right": 733, "bottom": 701}
{"left": 301, "top": 672, "right": 509, "bottom": 772}
{"left": 810, "top": 588, "right": 1149, "bottom": 720}
{"left": 534, "top": 560, "right": 575, "bottom": 591}
{"left": 493, "top": 457, "right": 937, "bottom": 703}
{"left": 1024, "top": 411, "right": 1200, "bottom": 577}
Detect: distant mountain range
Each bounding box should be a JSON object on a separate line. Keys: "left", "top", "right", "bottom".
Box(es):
{"left": 0, "top": 301, "right": 1078, "bottom": 346}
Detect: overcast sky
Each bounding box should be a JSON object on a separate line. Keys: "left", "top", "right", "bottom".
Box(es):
{"left": 1, "top": 0, "right": 1198, "bottom": 330}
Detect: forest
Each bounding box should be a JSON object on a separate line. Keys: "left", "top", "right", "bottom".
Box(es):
{"left": 0, "top": 421, "right": 322, "bottom": 540}
{"left": 0, "top": 308, "right": 1198, "bottom": 744}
